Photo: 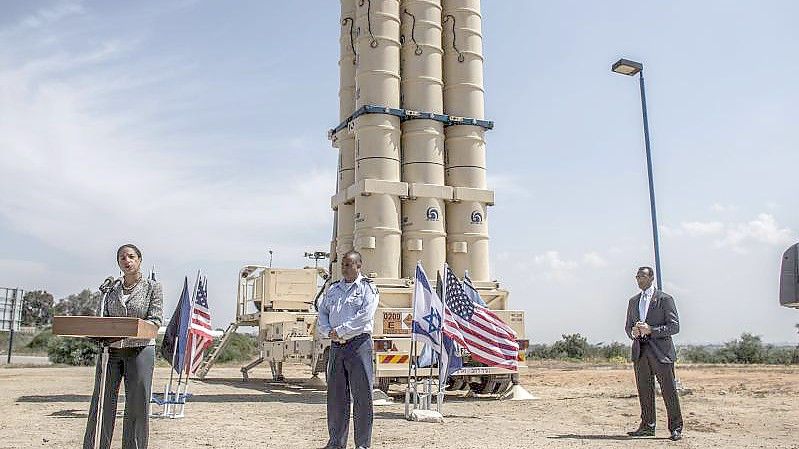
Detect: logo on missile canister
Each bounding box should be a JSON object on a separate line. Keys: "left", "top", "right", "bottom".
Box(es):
{"left": 470, "top": 210, "right": 483, "bottom": 224}
{"left": 426, "top": 207, "right": 440, "bottom": 221}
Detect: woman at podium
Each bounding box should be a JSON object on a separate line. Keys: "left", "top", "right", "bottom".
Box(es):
{"left": 83, "top": 244, "right": 163, "bottom": 449}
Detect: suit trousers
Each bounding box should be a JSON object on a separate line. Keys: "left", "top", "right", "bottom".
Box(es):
{"left": 326, "top": 333, "right": 373, "bottom": 449}
{"left": 83, "top": 345, "right": 155, "bottom": 449}
{"left": 634, "top": 342, "right": 683, "bottom": 432}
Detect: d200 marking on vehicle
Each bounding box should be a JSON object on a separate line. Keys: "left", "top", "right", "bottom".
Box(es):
{"left": 382, "top": 311, "right": 412, "bottom": 335}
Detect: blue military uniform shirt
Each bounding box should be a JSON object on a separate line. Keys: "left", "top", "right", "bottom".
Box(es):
{"left": 317, "top": 274, "right": 379, "bottom": 341}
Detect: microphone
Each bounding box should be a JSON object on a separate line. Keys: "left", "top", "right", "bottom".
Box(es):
{"left": 99, "top": 276, "right": 118, "bottom": 293}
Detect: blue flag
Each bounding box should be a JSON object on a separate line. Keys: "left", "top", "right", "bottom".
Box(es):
{"left": 463, "top": 272, "right": 487, "bottom": 306}
{"left": 159, "top": 277, "right": 192, "bottom": 374}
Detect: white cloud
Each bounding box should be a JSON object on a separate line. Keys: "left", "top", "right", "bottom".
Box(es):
{"left": 667, "top": 214, "right": 795, "bottom": 254}
{"left": 711, "top": 203, "right": 736, "bottom": 213}
{"left": 716, "top": 213, "right": 795, "bottom": 252}
{"left": 682, "top": 221, "right": 725, "bottom": 237}
{"left": 582, "top": 251, "right": 607, "bottom": 268}
{"left": 533, "top": 250, "right": 578, "bottom": 282}
{"left": 16, "top": 2, "right": 85, "bottom": 30}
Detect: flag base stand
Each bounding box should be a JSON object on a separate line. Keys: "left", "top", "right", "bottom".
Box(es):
{"left": 500, "top": 384, "right": 538, "bottom": 401}
{"left": 408, "top": 409, "right": 444, "bottom": 423}
{"left": 404, "top": 376, "right": 444, "bottom": 421}
{"left": 372, "top": 389, "right": 393, "bottom": 405}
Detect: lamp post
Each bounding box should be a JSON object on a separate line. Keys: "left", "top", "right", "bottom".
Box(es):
{"left": 612, "top": 58, "right": 663, "bottom": 289}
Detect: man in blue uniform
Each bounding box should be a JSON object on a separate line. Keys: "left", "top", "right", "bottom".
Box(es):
{"left": 317, "top": 250, "right": 379, "bottom": 449}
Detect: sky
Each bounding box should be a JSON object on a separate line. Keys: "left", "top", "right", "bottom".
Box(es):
{"left": 1, "top": 1, "right": 797, "bottom": 344}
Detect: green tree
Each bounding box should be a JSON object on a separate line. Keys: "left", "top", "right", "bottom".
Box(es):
{"left": 719, "top": 333, "right": 767, "bottom": 364}
{"left": 53, "top": 289, "right": 101, "bottom": 316}
{"left": 550, "top": 333, "right": 589, "bottom": 359}
{"left": 21, "top": 290, "right": 54, "bottom": 327}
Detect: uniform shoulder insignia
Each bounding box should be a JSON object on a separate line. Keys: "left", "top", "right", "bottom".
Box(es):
{"left": 361, "top": 277, "right": 378, "bottom": 294}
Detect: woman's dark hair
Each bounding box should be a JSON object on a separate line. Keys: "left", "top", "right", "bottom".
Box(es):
{"left": 117, "top": 244, "right": 142, "bottom": 260}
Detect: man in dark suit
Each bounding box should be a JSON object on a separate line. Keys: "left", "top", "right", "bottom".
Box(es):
{"left": 625, "top": 266, "right": 683, "bottom": 441}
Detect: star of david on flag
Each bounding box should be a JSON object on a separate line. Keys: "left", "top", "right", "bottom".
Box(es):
{"left": 411, "top": 263, "right": 444, "bottom": 351}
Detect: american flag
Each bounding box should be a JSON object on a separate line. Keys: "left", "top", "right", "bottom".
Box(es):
{"left": 442, "top": 267, "right": 519, "bottom": 370}
{"left": 186, "top": 278, "right": 213, "bottom": 375}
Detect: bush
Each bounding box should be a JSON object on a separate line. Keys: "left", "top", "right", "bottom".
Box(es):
{"left": 27, "top": 328, "right": 56, "bottom": 352}
{"left": 214, "top": 333, "right": 258, "bottom": 364}
{"left": 526, "top": 343, "right": 551, "bottom": 360}
{"left": 599, "top": 342, "right": 629, "bottom": 360}
{"left": 715, "top": 333, "right": 767, "bottom": 364}
{"left": 47, "top": 337, "right": 99, "bottom": 366}
{"left": 549, "top": 333, "right": 590, "bottom": 360}
{"left": 765, "top": 347, "right": 798, "bottom": 365}
{"left": 679, "top": 345, "right": 720, "bottom": 363}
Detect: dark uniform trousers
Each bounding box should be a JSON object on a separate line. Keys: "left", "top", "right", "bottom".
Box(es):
{"left": 326, "top": 333, "right": 373, "bottom": 449}
{"left": 634, "top": 342, "right": 683, "bottom": 432}
{"left": 83, "top": 345, "right": 155, "bottom": 449}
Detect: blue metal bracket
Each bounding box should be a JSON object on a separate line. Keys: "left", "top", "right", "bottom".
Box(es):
{"left": 329, "top": 104, "right": 494, "bottom": 139}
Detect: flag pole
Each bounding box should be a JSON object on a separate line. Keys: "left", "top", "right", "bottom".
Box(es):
{"left": 437, "top": 264, "right": 447, "bottom": 412}
{"left": 182, "top": 275, "right": 205, "bottom": 416}
{"left": 165, "top": 277, "right": 188, "bottom": 416}
{"left": 174, "top": 271, "right": 200, "bottom": 415}
{"left": 405, "top": 263, "right": 419, "bottom": 419}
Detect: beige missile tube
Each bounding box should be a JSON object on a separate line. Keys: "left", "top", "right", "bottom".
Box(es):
{"left": 334, "top": 130, "right": 356, "bottom": 276}
{"left": 355, "top": 0, "right": 401, "bottom": 108}
{"left": 400, "top": 122, "right": 448, "bottom": 279}
{"left": 399, "top": 0, "right": 443, "bottom": 112}
{"left": 443, "top": 0, "right": 491, "bottom": 281}
{"left": 399, "top": 0, "right": 448, "bottom": 278}
{"left": 339, "top": 0, "right": 357, "bottom": 120}
{"left": 442, "top": 0, "right": 484, "bottom": 118}
{"left": 353, "top": 0, "right": 404, "bottom": 279}
{"left": 353, "top": 114, "right": 403, "bottom": 279}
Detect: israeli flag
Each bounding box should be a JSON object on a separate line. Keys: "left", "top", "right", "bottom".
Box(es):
{"left": 411, "top": 263, "right": 443, "bottom": 353}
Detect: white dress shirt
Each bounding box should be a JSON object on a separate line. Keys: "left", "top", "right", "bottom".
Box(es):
{"left": 639, "top": 284, "right": 655, "bottom": 321}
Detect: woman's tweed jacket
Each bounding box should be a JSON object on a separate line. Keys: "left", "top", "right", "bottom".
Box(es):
{"left": 104, "top": 277, "right": 163, "bottom": 348}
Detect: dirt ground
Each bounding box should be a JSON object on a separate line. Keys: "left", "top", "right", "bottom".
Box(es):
{"left": 1, "top": 361, "right": 797, "bottom": 449}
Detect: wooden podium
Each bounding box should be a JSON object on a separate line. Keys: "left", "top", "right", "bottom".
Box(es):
{"left": 53, "top": 316, "right": 158, "bottom": 339}
{"left": 53, "top": 316, "right": 157, "bottom": 449}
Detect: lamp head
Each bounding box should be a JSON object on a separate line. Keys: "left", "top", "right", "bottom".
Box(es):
{"left": 612, "top": 58, "right": 643, "bottom": 76}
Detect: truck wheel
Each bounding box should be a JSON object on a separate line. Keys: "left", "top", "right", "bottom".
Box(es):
{"left": 493, "top": 379, "right": 511, "bottom": 394}
{"left": 377, "top": 377, "right": 390, "bottom": 393}
{"left": 445, "top": 377, "right": 465, "bottom": 391}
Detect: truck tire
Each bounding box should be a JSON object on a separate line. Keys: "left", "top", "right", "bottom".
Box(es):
{"left": 445, "top": 377, "right": 466, "bottom": 391}
{"left": 377, "top": 377, "right": 390, "bottom": 393}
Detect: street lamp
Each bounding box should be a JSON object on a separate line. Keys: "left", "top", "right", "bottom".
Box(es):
{"left": 612, "top": 58, "right": 663, "bottom": 290}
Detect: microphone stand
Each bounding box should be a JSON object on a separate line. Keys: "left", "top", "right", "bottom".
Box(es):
{"left": 93, "top": 279, "right": 119, "bottom": 449}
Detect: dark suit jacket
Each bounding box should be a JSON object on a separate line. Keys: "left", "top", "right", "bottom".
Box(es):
{"left": 625, "top": 290, "right": 679, "bottom": 364}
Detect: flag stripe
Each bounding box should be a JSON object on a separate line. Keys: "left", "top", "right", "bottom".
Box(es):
{"left": 444, "top": 328, "right": 515, "bottom": 367}
{"left": 445, "top": 308, "right": 519, "bottom": 354}
{"left": 444, "top": 316, "right": 518, "bottom": 356}
{"left": 462, "top": 310, "right": 517, "bottom": 342}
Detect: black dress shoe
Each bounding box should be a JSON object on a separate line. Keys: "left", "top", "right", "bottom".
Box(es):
{"left": 627, "top": 424, "right": 656, "bottom": 437}
{"left": 669, "top": 429, "right": 682, "bottom": 441}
